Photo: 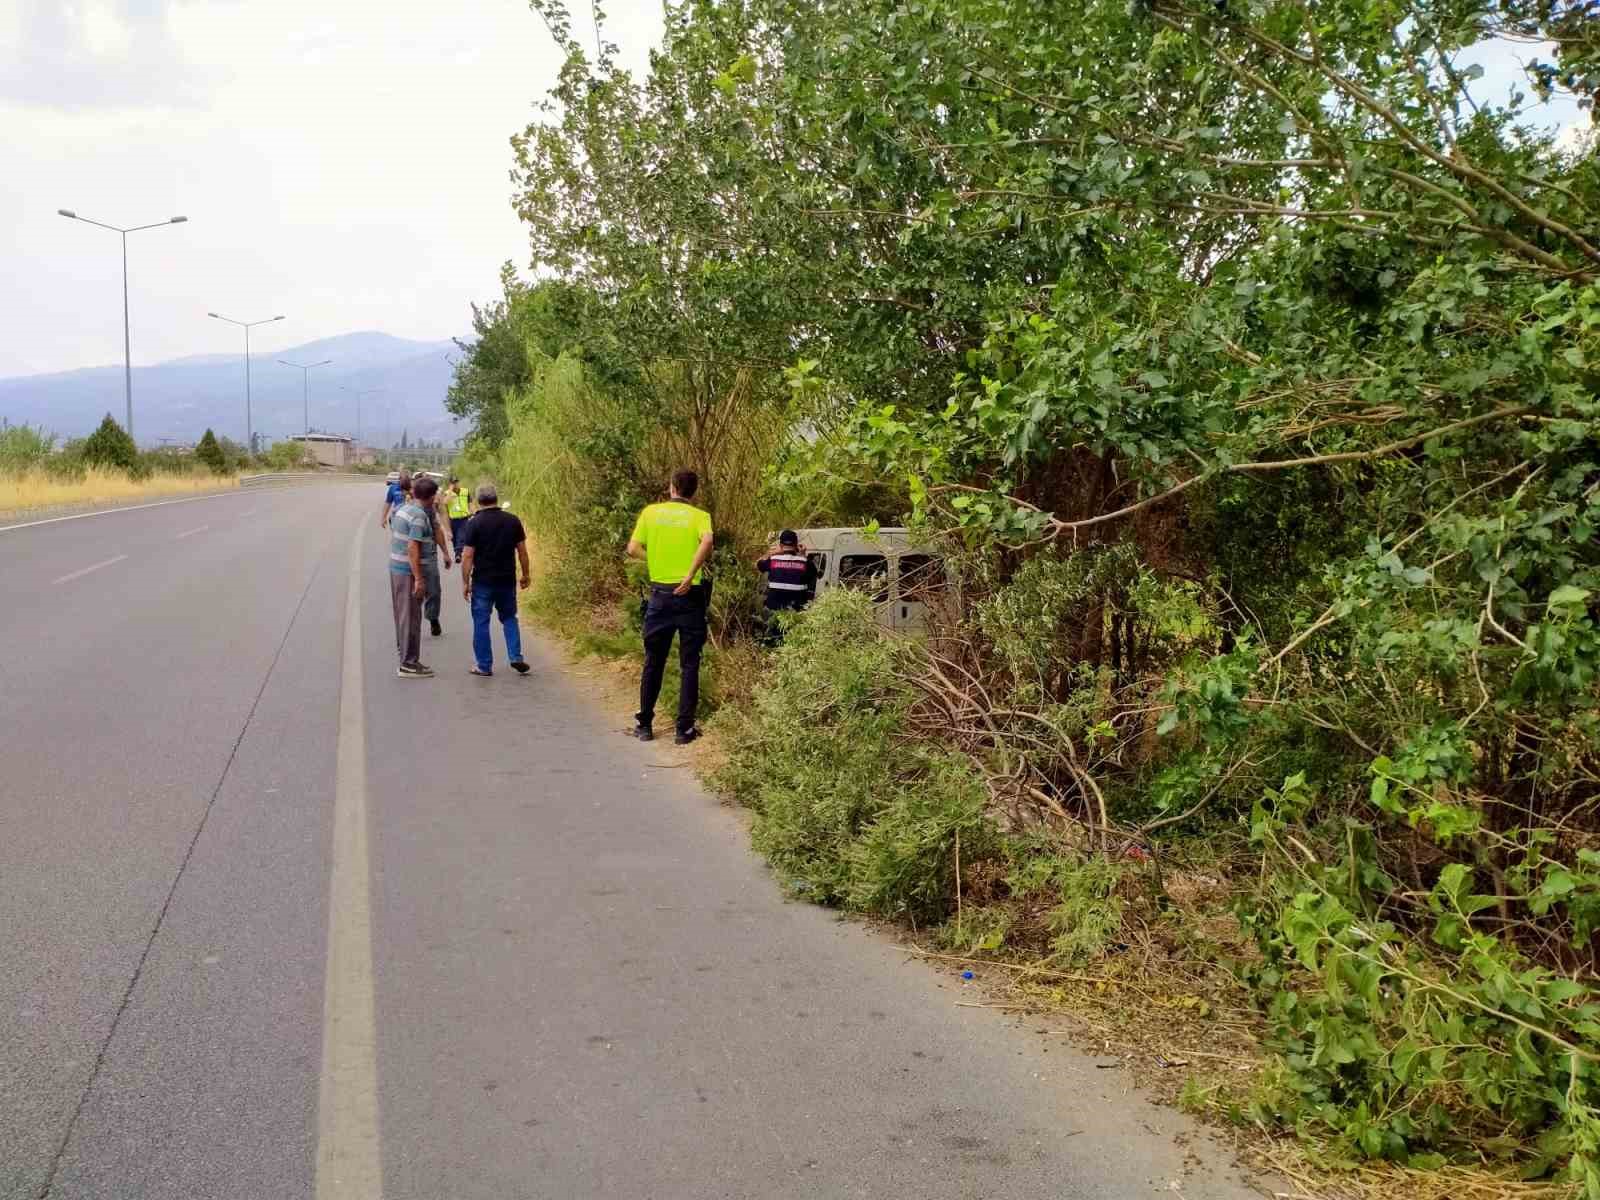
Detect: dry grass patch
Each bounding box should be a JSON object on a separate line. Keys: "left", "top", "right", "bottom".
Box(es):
{"left": 0, "top": 469, "right": 234, "bottom": 516}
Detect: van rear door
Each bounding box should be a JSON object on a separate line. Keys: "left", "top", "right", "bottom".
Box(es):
{"left": 892, "top": 553, "right": 943, "bottom": 632}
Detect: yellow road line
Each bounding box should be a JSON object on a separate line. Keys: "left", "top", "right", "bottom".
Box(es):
{"left": 315, "top": 520, "right": 383, "bottom": 1199}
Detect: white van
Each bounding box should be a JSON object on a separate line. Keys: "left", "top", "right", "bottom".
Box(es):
{"left": 793, "top": 527, "right": 948, "bottom": 632}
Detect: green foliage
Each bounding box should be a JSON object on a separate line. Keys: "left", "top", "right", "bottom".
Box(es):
{"left": 0, "top": 424, "right": 55, "bottom": 472}
{"left": 194, "top": 428, "right": 228, "bottom": 475}
{"left": 80, "top": 414, "right": 136, "bottom": 471}
{"left": 261, "top": 440, "right": 312, "bottom": 471}
{"left": 491, "top": 342, "right": 798, "bottom": 641}
{"left": 445, "top": 272, "right": 612, "bottom": 447}
{"left": 715, "top": 590, "right": 997, "bottom": 921}
{"left": 1242, "top": 772, "right": 1600, "bottom": 1186}
{"left": 493, "top": 0, "right": 1600, "bottom": 1183}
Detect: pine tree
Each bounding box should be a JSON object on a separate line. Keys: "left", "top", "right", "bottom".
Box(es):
{"left": 81, "top": 414, "right": 137, "bottom": 470}
{"left": 195, "top": 428, "right": 227, "bottom": 474}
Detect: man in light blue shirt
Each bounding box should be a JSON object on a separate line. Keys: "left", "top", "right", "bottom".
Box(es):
{"left": 389, "top": 477, "right": 438, "bottom": 677}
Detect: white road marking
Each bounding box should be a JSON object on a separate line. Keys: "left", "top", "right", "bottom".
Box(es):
{"left": 0, "top": 490, "right": 242, "bottom": 535}
{"left": 51, "top": 555, "right": 128, "bottom": 585}
{"left": 315, "top": 522, "right": 383, "bottom": 1200}
{"left": 175, "top": 524, "right": 210, "bottom": 539}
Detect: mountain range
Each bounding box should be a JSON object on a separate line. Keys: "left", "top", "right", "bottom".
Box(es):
{"left": 0, "top": 332, "right": 463, "bottom": 449}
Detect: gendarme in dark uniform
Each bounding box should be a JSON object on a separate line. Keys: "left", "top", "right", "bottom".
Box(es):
{"left": 756, "top": 530, "right": 817, "bottom": 644}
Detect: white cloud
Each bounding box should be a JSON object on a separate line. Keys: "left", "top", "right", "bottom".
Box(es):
{"left": 0, "top": 0, "right": 665, "bottom": 378}
{"left": 81, "top": 2, "right": 135, "bottom": 57}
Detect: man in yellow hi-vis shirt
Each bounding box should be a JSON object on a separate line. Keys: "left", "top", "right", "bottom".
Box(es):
{"left": 626, "top": 469, "right": 714, "bottom": 744}
{"left": 445, "top": 476, "right": 471, "bottom": 551}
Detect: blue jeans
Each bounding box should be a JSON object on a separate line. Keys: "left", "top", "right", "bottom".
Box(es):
{"left": 470, "top": 579, "right": 523, "bottom": 672}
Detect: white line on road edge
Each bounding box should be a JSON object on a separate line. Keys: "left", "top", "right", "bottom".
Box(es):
{"left": 175, "top": 524, "right": 210, "bottom": 539}
{"left": 51, "top": 554, "right": 128, "bottom": 585}
{"left": 0, "top": 489, "right": 244, "bottom": 535}
{"left": 315, "top": 522, "right": 383, "bottom": 1199}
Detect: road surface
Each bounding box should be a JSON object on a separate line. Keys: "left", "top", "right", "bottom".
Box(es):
{"left": 0, "top": 485, "right": 1267, "bottom": 1199}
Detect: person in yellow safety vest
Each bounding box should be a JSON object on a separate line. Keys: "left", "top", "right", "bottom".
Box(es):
{"left": 626, "top": 469, "right": 714, "bottom": 745}
{"left": 445, "top": 477, "right": 471, "bottom": 557}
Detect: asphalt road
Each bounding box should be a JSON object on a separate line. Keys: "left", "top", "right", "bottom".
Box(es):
{"left": 0, "top": 485, "right": 1269, "bottom": 1200}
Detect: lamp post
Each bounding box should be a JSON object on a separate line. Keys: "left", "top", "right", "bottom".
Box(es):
{"left": 208, "top": 312, "right": 285, "bottom": 453}
{"left": 279, "top": 357, "right": 333, "bottom": 436}
{"left": 341, "top": 386, "right": 381, "bottom": 445}
{"left": 57, "top": 209, "right": 188, "bottom": 442}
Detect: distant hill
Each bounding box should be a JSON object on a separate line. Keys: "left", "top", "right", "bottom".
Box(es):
{"left": 0, "top": 331, "right": 464, "bottom": 448}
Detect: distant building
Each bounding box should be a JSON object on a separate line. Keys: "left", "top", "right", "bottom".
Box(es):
{"left": 288, "top": 433, "right": 354, "bottom": 468}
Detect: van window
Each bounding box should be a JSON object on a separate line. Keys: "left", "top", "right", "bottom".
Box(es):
{"left": 839, "top": 553, "right": 889, "bottom": 601}
{"left": 897, "top": 554, "right": 944, "bottom": 600}
{"left": 807, "top": 552, "right": 828, "bottom": 579}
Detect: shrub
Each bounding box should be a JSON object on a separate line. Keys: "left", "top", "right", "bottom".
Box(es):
{"left": 0, "top": 424, "right": 54, "bottom": 472}
{"left": 80, "top": 414, "right": 136, "bottom": 471}
{"left": 715, "top": 589, "right": 998, "bottom": 920}
{"left": 1241, "top": 772, "right": 1600, "bottom": 1184}
{"left": 262, "top": 440, "right": 312, "bottom": 470}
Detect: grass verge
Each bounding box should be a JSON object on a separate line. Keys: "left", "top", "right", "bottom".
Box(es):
{"left": 0, "top": 468, "right": 236, "bottom": 517}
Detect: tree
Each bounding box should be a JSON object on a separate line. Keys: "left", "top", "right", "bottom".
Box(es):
{"left": 504, "top": 0, "right": 1600, "bottom": 1182}
{"left": 263, "top": 440, "right": 312, "bottom": 470}
{"left": 80, "top": 414, "right": 136, "bottom": 471}
{"left": 194, "top": 428, "right": 227, "bottom": 474}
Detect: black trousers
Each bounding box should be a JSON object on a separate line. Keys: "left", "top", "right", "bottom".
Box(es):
{"left": 638, "top": 584, "right": 708, "bottom": 734}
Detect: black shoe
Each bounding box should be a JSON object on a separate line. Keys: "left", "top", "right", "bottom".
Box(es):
{"left": 633, "top": 723, "right": 654, "bottom": 742}
{"left": 430, "top": 619, "right": 442, "bottom": 637}
{"left": 674, "top": 728, "right": 702, "bottom": 746}
{"left": 510, "top": 660, "right": 530, "bottom": 675}
{"left": 398, "top": 661, "right": 434, "bottom": 678}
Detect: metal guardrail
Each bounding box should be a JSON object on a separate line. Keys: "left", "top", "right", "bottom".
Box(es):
{"left": 239, "top": 472, "right": 381, "bottom": 487}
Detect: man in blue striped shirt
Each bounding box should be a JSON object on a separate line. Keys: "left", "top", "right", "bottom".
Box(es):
{"left": 389, "top": 476, "right": 440, "bottom": 677}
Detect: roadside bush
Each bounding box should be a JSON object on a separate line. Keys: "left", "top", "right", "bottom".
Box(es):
{"left": 715, "top": 589, "right": 998, "bottom": 921}
{"left": 845, "top": 754, "right": 995, "bottom": 922}
{"left": 0, "top": 424, "right": 54, "bottom": 472}
{"left": 1239, "top": 772, "right": 1600, "bottom": 1185}
{"left": 262, "top": 440, "right": 312, "bottom": 471}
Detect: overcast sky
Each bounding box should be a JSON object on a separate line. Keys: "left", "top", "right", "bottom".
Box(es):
{"left": 0, "top": 4, "right": 1587, "bottom": 381}
{"left": 0, "top": 0, "right": 664, "bottom": 379}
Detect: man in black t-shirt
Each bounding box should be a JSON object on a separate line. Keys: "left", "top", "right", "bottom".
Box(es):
{"left": 458, "top": 484, "right": 531, "bottom": 677}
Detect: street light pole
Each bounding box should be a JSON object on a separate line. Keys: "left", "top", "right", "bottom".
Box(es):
{"left": 58, "top": 209, "right": 188, "bottom": 442}
{"left": 341, "top": 387, "right": 381, "bottom": 446}
{"left": 208, "top": 312, "right": 285, "bottom": 453}
{"left": 278, "top": 358, "right": 333, "bottom": 435}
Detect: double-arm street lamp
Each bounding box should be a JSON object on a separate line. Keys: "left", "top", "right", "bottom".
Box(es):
{"left": 208, "top": 312, "right": 284, "bottom": 452}
{"left": 57, "top": 208, "right": 189, "bottom": 442}
{"left": 341, "top": 386, "right": 382, "bottom": 445}
{"left": 279, "top": 358, "right": 333, "bottom": 435}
